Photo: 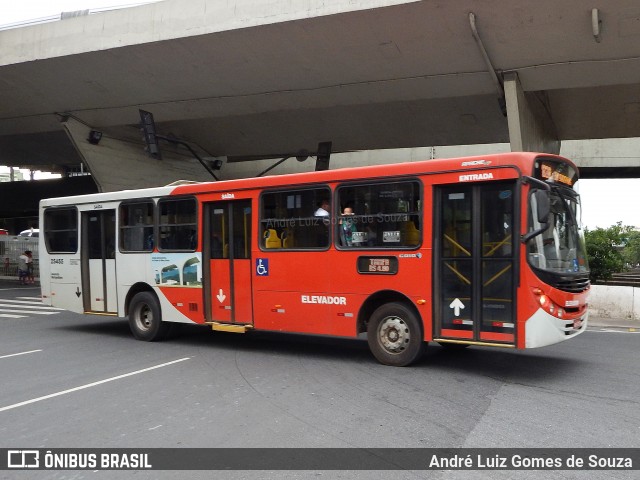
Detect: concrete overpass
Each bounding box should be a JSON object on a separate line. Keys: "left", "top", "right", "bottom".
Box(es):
{"left": 1, "top": 0, "right": 640, "bottom": 191}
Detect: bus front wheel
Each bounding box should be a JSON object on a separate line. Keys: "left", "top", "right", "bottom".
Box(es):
{"left": 367, "top": 302, "right": 425, "bottom": 366}
{"left": 129, "top": 292, "right": 170, "bottom": 341}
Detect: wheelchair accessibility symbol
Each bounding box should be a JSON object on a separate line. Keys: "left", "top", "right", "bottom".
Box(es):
{"left": 256, "top": 258, "right": 269, "bottom": 276}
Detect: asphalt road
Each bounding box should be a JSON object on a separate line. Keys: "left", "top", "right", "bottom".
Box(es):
{"left": 0, "top": 285, "right": 638, "bottom": 480}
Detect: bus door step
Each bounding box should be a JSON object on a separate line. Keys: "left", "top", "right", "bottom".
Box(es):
{"left": 207, "top": 322, "right": 253, "bottom": 333}
{"left": 84, "top": 311, "right": 119, "bottom": 316}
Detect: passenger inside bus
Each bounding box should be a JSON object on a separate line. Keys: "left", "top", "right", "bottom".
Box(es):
{"left": 314, "top": 199, "right": 330, "bottom": 217}
{"left": 339, "top": 206, "right": 359, "bottom": 246}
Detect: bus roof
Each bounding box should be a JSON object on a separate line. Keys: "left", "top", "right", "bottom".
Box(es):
{"left": 39, "top": 152, "right": 575, "bottom": 207}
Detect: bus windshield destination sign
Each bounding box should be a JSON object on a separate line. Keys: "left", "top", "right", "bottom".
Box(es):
{"left": 534, "top": 159, "right": 578, "bottom": 186}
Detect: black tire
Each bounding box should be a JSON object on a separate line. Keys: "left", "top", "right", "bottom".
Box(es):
{"left": 128, "top": 291, "right": 170, "bottom": 341}
{"left": 367, "top": 302, "right": 425, "bottom": 366}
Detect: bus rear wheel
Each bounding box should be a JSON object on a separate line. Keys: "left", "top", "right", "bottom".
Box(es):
{"left": 367, "top": 302, "right": 425, "bottom": 366}
{"left": 129, "top": 291, "right": 170, "bottom": 341}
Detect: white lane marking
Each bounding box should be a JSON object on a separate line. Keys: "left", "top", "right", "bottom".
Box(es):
{"left": 0, "top": 357, "right": 191, "bottom": 413}
{"left": 589, "top": 328, "right": 639, "bottom": 334}
{"left": 0, "top": 309, "right": 59, "bottom": 315}
{"left": 16, "top": 297, "right": 44, "bottom": 301}
{"left": 0, "top": 299, "right": 62, "bottom": 307}
{"left": 1, "top": 299, "right": 46, "bottom": 304}
{"left": 0, "top": 302, "right": 64, "bottom": 310}
{"left": 0, "top": 349, "right": 42, "bottom": 360}
{"left": 0, "top": 314, "right": 27, "bottom": 318}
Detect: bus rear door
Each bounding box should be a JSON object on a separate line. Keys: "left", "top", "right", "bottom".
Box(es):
{"left": 81, "top": 208, "right": 117, "bottom": 314}
{"left": 203, "top": 200, "right": 253, "bottom": 328}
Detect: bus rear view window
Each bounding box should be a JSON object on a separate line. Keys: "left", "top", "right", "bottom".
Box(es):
{"left": 44, "top": 207, "right": 78, "bottom": 253}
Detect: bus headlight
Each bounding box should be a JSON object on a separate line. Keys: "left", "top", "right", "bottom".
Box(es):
{"left": 534, "top": 289, "right": 566, "bottom": 319}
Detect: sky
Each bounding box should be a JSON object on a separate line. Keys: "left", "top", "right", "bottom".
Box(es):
{"left": 577, "top": 178, "right": 639, "bottom": 230}
{"left": 2, "top": 2, "right": 639, "bottom": 230}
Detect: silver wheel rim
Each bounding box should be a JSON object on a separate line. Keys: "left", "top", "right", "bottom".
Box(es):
{"left": 135, "top": 303, "right": 152, "bottom": 332}
{"left": 378, "top": 316, "right": 410, "bottom": 354}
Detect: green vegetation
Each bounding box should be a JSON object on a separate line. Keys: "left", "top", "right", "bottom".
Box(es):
{"left": 584, "top": 222, "right": 639, "bottom": 282}
{"left": 622, "top": 229, "right": 640, "bottom": 267}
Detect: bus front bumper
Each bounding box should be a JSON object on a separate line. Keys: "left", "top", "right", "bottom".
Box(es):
{"left": 525, "top": 308, "right": 588, "bottom": 348}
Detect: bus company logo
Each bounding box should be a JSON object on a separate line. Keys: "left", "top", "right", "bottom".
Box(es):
{"left": 459, "top": 172, "right": 494, "bottom": 182}
{"left": 461, "top": 159, "right": 491, "bottom": 167}
{"left": 221, "top": 193, "right": 235, "bottom": 199}
{"left": 8, "top": 450, "right": 39, "bottom": 469}
{"left": 399, "top": 253, "right": 422, "bottom": 258}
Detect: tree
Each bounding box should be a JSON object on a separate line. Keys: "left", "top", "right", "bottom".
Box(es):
{"left": 584, "top": 222, "right": 632, "bottom": 282}
{"left": 622, "top": 229, "right": 640, "bottom": 267}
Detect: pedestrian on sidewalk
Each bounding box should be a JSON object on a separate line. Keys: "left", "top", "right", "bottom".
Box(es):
{"left": 18, "top": 250, "right": 29, "bottom": 285}
{"left": 25, "top": 250, "right": 35, "bottom": 284}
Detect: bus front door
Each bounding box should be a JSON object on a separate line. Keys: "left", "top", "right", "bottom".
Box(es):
{"left": 81, "top": 209, "right": 117, "bottom": 314}
{"left": 435, "top": 182, "right": 516, "bottom": 346}
{"left": 203, "top": 200, "right": 253, "bottom": 326}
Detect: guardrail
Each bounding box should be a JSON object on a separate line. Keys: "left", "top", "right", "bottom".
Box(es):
{"left": 0, "top": 236, "right": 39, "bottom": 279}
{"left": 595, "top": 271, "right": 640, "bottom": 288}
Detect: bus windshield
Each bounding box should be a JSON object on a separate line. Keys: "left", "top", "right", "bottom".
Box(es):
{"left": 527, "top": 186, "right": 589, "bottom": 275}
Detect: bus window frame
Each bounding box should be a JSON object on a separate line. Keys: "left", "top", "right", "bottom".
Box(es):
{"left": 258, "top": 185, "right": 333, "bottom": 252}
{"left": 43, "top": 206, "right": 79, "bottom": 254}
{"left": 335, "top": 178, "right": 423, "bottom": 250}
{"left": 157, "top": 196, "right": 198, "bottom": 252}
{"left": 118, "top": 199, "right": 156, "bottom": 254}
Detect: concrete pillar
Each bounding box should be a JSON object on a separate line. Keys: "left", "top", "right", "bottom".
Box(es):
{"left": 504, "top": 72, "right": 560, "bottom": 154}
{"left": 62, "top": 117, "right": 215, "bottom": 192}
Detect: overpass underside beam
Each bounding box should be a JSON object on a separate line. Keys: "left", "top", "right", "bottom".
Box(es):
{"left": 504, "top": 72, "right": 560, "bottom": 155}
{"left": 62, "top": 117, "right": 214, "bottom": 192}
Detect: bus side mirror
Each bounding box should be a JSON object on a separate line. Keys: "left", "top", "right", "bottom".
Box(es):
{"left": 534, "top": 190, "right": 550, "bottom": 224}
{"left": 522, "top": 189, "right": 551, "bottom": 243}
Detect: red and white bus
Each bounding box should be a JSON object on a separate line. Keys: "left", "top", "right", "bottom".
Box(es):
{"left": 39, "top": 152, "right": 590, "bottom": 366}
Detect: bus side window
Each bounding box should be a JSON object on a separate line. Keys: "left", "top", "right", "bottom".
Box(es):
{"left": 120, "top": 201, "right": 154, "bottom": 252}
{"left": 44, "top": 207, "right": 78, "bottom": 254}
{"left": 158, "top": 197, "right": 197, "bottom": 251}
{"left": 260, "top": 187, "right": 331, "bottom": 250}
{"left": 336, "top": 180, "right": 421, "bottom": 248}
